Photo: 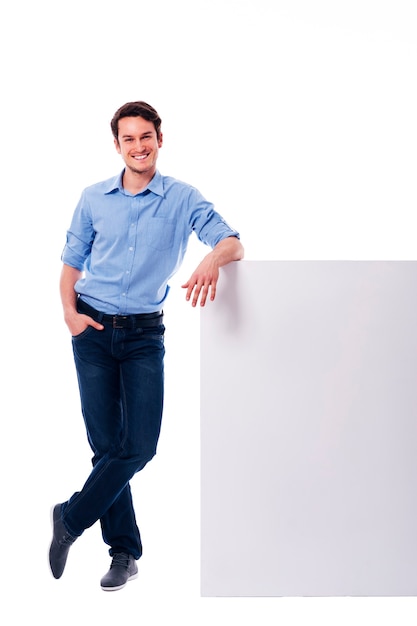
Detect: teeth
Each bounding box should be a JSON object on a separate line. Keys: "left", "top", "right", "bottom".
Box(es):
{"left": 134, "top": 154, "right": 147, "bottom": 160}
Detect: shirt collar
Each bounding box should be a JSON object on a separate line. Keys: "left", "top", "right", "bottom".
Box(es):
{"left": 104, "top": 170, "right": 164, "bottom": 197}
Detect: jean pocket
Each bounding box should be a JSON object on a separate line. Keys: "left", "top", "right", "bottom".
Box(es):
{"left": 137, "top": 324, "right": 165, "bottom": 343}
{"left": 72, "top": 325, "right": 95, "bottom": 340}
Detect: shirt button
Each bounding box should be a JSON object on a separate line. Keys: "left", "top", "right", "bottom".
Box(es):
{"left": 129, "top": 247, "right": 134, "bottom": 251}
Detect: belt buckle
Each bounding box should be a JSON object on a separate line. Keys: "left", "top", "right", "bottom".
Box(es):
{"left": 113, "top": 315, "right": 128, "bottom": 329}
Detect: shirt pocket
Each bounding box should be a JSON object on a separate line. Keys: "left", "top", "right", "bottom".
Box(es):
{"left": 146, "top": 217, "right": 176, "bottom": 251}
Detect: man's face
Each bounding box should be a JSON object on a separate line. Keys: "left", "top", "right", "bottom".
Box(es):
{"left": 115, "top": 116, "right": 163, "bottom": 176}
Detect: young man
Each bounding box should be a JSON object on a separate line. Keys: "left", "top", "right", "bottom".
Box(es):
{"left": 49, "top": 101, "right": 243, "bottom": 591}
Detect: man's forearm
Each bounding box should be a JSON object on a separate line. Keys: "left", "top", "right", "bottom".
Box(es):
{"left": 60, "top": 264, "right": 82, "bottom": 319}
{"left": 210, "top": 236, "right": 244, "bottom": 267}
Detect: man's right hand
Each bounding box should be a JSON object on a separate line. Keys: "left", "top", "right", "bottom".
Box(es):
{"left": 66, "top": 312, "right": 104, "bottom": 337}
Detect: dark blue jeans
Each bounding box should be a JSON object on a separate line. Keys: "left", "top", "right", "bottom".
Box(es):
{"left": 61, "top": 308, "right": 165, "bottom": 560}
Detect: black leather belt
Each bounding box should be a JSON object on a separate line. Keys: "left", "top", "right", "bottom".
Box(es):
{"left": 77, "top": 298, "right": 163, "bottom": 329}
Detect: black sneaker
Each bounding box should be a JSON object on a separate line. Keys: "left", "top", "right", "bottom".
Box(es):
{"left": 49, "top": 504, "right": 77, "bottom": 579}
{"left": 100, "top": 553, "right": 138, "bottom": 591}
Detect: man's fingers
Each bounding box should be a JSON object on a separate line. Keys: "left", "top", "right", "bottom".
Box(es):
{"left": 182, "top": 276, "right": 217, "bottom": 307}
{"left": 91, "top": 319, "right": 105, "bottom": 331}
{"left": 192, "top": 281, "right": 204, "bottom": 307}
{"left": 181, "top": 281, "right": 193, "bottom": 302}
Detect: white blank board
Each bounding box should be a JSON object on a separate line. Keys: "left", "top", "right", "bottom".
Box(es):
{"left": 200, "top": 261, "right": 417, "bottom": 596}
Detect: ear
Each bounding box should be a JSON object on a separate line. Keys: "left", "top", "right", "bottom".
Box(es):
{"left": 158, "top": 132, "right": 163, "bottom": 148}
{"left": 114, "top": 137, "right": 121, "bottom": 154}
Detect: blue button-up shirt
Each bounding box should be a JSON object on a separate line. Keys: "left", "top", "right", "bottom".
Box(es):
{"left": 61, "top": 170, "right": 240, "bottom": 314}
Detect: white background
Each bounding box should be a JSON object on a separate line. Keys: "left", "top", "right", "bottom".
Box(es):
{"left": 1, "top": 0, "right": 416, "bottom": 624}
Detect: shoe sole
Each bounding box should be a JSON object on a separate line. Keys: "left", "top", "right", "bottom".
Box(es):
{"left": 48, "top": 505, "right": 58, "bottom": 578}
{"left": 101, "top": 571, "right": 138, "bottom": 592}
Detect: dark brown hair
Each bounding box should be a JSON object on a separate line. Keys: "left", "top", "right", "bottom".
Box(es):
{"left": 110, "top": 101, "right": 162, "bottom": 141}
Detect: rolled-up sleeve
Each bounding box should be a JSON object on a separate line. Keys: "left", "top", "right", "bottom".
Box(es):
{"left": 188, "top": 187, "right": 240, "bottom": 248}
{"left": 61, "top": 190, "right": 95, "bottom": 270}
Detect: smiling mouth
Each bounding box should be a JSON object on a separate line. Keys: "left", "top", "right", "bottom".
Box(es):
{"left": 133, "top": 154, "right": 149, "bottom": 160}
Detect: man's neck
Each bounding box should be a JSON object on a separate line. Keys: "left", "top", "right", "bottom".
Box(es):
{"left": 122, "top": 167, "right": 156, "bottom": 194}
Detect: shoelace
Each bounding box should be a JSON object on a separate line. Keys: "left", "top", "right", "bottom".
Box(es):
{"left": 110, "top": 553, "right": 130, "bottom": 569}
{"left": 58, "top": 531, "right": 76, "bottom": 546}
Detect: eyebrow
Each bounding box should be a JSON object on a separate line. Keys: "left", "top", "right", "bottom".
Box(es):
{"left": 121, "top": 132, "right": 153, "bottom": 139}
